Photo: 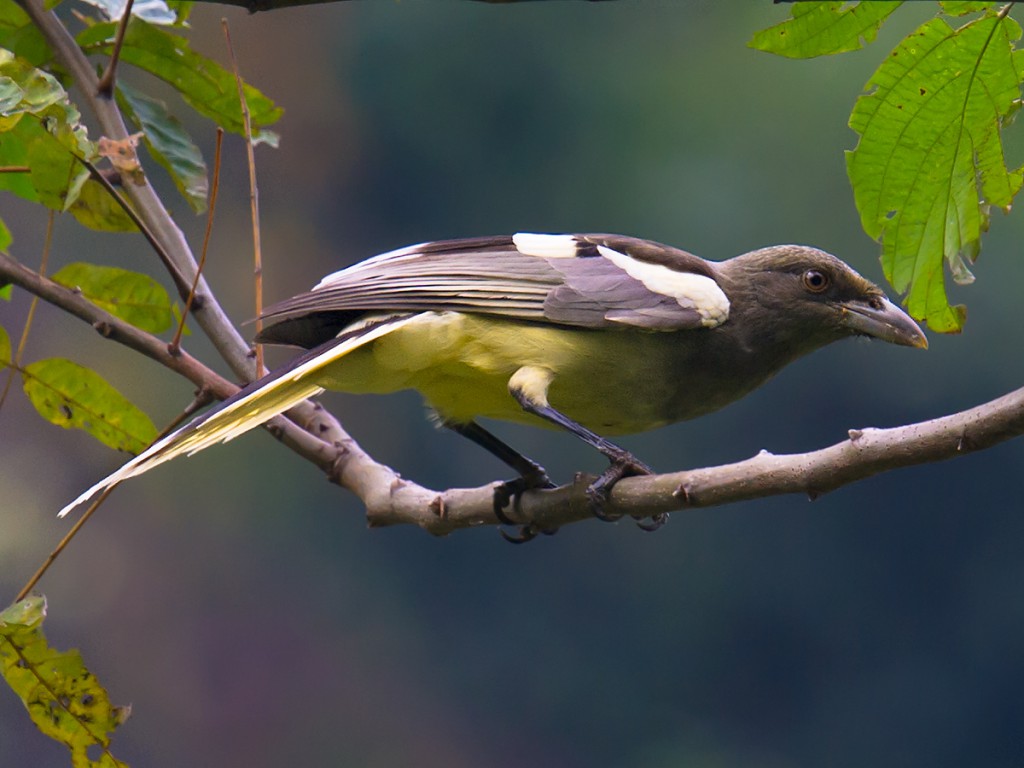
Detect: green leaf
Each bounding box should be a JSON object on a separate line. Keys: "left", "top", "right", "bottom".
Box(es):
{"left": 0, "top": 49, "right": 96, "bottom": 206}
{"left": 78, "top": 19, "right": 283, "bottom": 144}
{"left": 748, "top": 1, "right": 901, "bottom": 59}
{"left": 0, "top": 117, "right": 38, "bottom": 200}
{"left": 26, "top": 129, "right": 91, "bottom": 210}
{"left": 0, "top": 48, "right": 83, "bottom": 123}
{"left": 67, "top": 178, "right": 141, "bottom": 232}
{"left": 164, "top": 0, "right": 193, "bottom": 23}
{"left": 846, "top": 11, "right": 1024, "bottom": 333}
{"left": 0, "top": 220, "right": 10, "bottom": 298}
{"left": 0, "top": 51, "right": 131, "bottom": 230}
{"left": 22, "top": 358, "right": 157, "bottom": 453}
{"left": 52, "top": 262, "right": 175, "bottom": 332}
{"left": 941, "top": 2, "right": 999, "bottom": 17}
{"left": 0, "top": 1, "right": 52, "bottom": 66}
{"left": 117, "top": 81, "right": 208, "bottom": 213}
{"left": 0, "top": 596, "right": 131, "bottom": 768}
{"left": 0, "top": 323, "right": 10, "bottom": 362}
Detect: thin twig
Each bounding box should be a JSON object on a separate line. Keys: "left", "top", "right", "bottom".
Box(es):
{"left": 95, "top": 0, "right": 135, "bottom": 98}
{"left": 0, "top": 211, "right": 53, "bottom": 414}
{"left": 222, "top": 19, "right": 265, "bottom": 375}
{"left": 75, "top": 155, "right": 194, "bottom": 298}
{"left": 18, "top": 388, "right": 219, "bottom": 598}
{"left": 171, "top": 128, "right": 224, "bottom": 354}
{"left": 0, "top": 166, "right": 31, "bottom": 173}
{"left": 162, "top": 387, "right": 215, "bottom": 434}
{"left": 15, "top": 485, "right": 116, "bottom": 602}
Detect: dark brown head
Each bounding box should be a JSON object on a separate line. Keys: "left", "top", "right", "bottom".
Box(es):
{"left": 716, "top": 245, "right": 927, "bottom": 357}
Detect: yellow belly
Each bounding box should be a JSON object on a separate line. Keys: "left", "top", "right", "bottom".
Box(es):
{"left": 315, "top": 312, "right": 711, "bottom": 434}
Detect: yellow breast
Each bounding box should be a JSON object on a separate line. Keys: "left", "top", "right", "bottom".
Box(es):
{"left": 315, "top": 312, "right": 705, "bottom": 434}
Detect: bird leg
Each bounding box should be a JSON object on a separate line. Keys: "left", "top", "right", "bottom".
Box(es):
{"left": 508, "top": 367, "right": 653, "bottom": 523}
{"left": 444, "top": 420, "right": 557, "bottom": 541}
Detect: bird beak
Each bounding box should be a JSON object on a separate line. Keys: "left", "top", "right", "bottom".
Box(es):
{"left": 838, "top": 296, "right": 928, "bottom": 349}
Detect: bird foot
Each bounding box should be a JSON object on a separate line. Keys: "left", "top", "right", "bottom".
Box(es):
{"left": 586, "top": 450, "right": 653, "bottom": 522}
{"left": 635, "top": 512, "right": 669, "bottom": 532}
{"left": 493, "top": 470, "right": 557, "bottom": 544}
{"left": 498, "top": 522, "right": 559, "bottom": 544}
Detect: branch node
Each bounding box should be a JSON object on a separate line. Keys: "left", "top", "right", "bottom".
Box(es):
{"left": 956, "top": 431, "right": 976, "bottom": 452}
{"left": 848, "top": 428, "right": 864, "bottom": 441}
{"left": 673, "top": 481, "right": 694, "bottom": 506}
{"left": 807, "top": 489, "right": 820, "bottom": 501}
{"left": 327, "top": 446, "right": 351, "bottom": 485}
{"left": 92, "top": 320, "right": 114, "bottom": 338}
{"left": 429, "top": 494, "right": 447, "bottom": 520}
{"left": 757, "top": 448, "right": 773, "bottom": 457}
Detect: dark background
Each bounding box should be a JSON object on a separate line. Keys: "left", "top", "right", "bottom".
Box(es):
{"left": 3, "top": 2, "right": 1023, "bottom": 765}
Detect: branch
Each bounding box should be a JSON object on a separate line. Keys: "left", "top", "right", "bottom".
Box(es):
{"left": 17, "top": 0, "right": 253, "bottom": 379}
{"left": 11, "top": 0, "right": 1024, "bottom": 540}
{"left": 5, "top": 250, "right": 1024, "bottom": 536}
{"left": 0, "top": 251, "right": 343, "bottom": 481}
{"left": 361, "top": 382, "right": 1024, "bottom": 536}
{"left": 13, "top": 0, "right": 365, "bottom": 481}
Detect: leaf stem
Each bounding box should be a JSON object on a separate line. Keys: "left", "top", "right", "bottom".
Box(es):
{"left": 15, "top": 487, "right": 116, "bottom": 602}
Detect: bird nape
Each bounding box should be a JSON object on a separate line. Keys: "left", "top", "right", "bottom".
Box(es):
{"left": 58, "top": 233, "right": 927, "bottom": 540}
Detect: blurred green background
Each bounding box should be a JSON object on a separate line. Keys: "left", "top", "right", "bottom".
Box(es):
{"left": 3, "top": 1, "right": 1024, "bottom": 765}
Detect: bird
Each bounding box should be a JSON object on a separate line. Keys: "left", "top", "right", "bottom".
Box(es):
{"left": 57, "top": 233, "right": 927, "bottom": 537}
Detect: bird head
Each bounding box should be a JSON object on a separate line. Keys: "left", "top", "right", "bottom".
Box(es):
{"left": 718, "top": 245, "right": 927, "bottom": 356}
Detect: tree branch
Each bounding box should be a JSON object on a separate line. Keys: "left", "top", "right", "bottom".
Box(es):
{"left": 361, "top": 382, "right": 1024, "bottom": 535}
{"left": 16, "top": 0, "right": 253, "bottom": 379}
{"left": 0, "top": 251, "right": 348, "bottom": 486}
{"left": 4, "top": 250, "right": 1024, "bottom": 536}
{"left": 10, "top": 0, "right": 1024, "bottom": 539}
{"left": 11, "top": 0, "right": 373, "bottom": 487}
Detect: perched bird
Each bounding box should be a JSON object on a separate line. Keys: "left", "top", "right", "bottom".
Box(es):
{"left": 58, "top": 233, "right": 926, "bottom": 534}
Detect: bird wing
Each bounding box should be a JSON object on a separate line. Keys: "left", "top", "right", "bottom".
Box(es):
{"left": 257, "top": 234, "right": 731, "bottom": 347}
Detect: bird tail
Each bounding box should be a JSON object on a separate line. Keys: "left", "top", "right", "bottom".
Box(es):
{"left": 57, "top": 314, "right": 415, "bottom": 518}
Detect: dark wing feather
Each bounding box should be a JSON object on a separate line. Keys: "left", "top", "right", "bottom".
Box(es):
{"left": 257, "top": 234, "right": 723, "bottom": 348}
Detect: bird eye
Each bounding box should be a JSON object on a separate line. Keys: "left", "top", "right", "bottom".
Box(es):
{"left": 802, "top": 269, "right": 830, "bottom": 293}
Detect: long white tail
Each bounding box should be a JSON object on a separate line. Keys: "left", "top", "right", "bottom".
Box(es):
{"left": 58, "top": 316, "right": 415, "bottom": 518}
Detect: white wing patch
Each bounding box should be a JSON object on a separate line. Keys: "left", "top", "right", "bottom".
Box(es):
{"left": 512, "top": 232, "right": 579, "bottom": 259}
{"left": 597, "top": 245, "right": 729, "bottom": 327}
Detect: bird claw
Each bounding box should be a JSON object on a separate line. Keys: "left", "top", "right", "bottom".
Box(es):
{"left": 493, "top": 471, "right": 557, "bottom": 543}
{"left": 586, "top": 450, "right": 653, "bottom": 522}
{"left": 635, "top": 512, "right": 669, "bottom": 532}
{"left": 499, "top": 524, "right": 538, "bottom": 544}
{"left": 498, "top": 523, "right": 559, "bottom": 544}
